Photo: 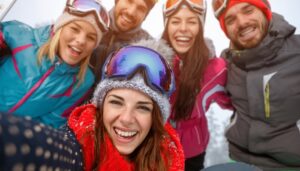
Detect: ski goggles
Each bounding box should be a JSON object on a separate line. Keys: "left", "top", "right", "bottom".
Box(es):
{"left": 163, "top": 0, "right": 206, "bottom": 17}
{"left": 66, "top": 0, "right": 110, "bottom": 32}
{"left": 102, "top": 46, "right": 175, "bottom": 97}
{"left": 212, "top": 0, "right": 229, "bottom": 18}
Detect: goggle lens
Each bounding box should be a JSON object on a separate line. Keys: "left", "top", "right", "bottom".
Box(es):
{"left": 164, "top": 0, "right": 205, "bottom": 17}
{"left": 212, "top": 0, "right": 228, "bottom": 18}
{"left": 66, "top": 0, "right": 110, "bottom": 31}
{"left": 103, "top": 46, "right": 175, "bottom": 96}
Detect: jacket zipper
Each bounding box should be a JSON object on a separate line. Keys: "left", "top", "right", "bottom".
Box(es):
{"left": 264, "top": 83, "right": 270, "bottom": 118}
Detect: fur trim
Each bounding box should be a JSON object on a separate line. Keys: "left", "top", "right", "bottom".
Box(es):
{"left": 205, "top": 38, "right": 216, "bottom": 58}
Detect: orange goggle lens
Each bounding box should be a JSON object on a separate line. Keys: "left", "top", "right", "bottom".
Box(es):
{"left": 166, "top": 0, "right": 204, "bottom": 9}
{"left": 164, "top": 0, "right": 205, "bottom": 17}
{"left": 212, "top": 0, "right": 228, "bottom": 18}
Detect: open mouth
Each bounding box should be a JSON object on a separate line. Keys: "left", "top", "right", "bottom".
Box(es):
{"left": 175, "top": 36, "right": 192, "bottom": 45}
{"left": 238, "top": 26, "right": 257, "bottom": 40}
{"left": 69, "top": 45, "right": 82, "bottom": 57}
{"left": 114, "top": 127, "right": 137, "bottom": 139}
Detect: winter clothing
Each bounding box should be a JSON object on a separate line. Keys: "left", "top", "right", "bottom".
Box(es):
{"left": 214, "top": 0, "right": 272, "bottom": 36}
{"left": 68, "top": 104, "right": 185, "bottom": 171}
{"left": 0, "top": 112, "right": 84, "bottom": 171}
{"left": 0, "top": 21, "right": 94, "bottom": 128}
{"left": 54, "top": 11, "right": 103, "bottom": 45}
{"left": 92, "top": 74, "right": 171, "bottom": 124}
{"left": 169, "top": 56, "right": 232, "bottom": 159}
{"left": 90, "top": 8, "right": 152, "bottom": 83}
{"left": 223, "top": 13, "right": 300, "bottom": 170}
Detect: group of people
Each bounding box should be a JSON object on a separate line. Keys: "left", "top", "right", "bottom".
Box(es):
{"left": 0, "top": 0, "right": 299, "bottom": 170}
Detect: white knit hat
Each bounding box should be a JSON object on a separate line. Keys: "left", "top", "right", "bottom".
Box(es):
{"left": 53, "top": 10, "right": 103, "bottom": 45}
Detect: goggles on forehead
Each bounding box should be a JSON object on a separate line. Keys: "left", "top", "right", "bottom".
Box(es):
{"left": 163, "top": 0, "right": 206, "bottom": 17}
{"left": 66, "top": 0, "right": 110, "bottom": 32}
{"left": 102, "top": 46, "right": 175, "bottom": 97}
{"left": 212, "top": 0, "right": 229, "bottom": 18}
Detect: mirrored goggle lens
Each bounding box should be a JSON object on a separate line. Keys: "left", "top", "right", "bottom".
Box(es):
{"left": 164, "top": 0, "right": 205, "bottom": 16}
{"left": 103, "top": 46, "right": 175, "bottom": 96}
{"left": 212, "top": 0, "right": 228, "bottom": 17}
{"left": 67, "top": 0, "right": 110, "bottom": 31}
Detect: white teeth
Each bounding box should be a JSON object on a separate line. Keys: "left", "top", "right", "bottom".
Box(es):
{"left": 115, "top": 128, "right": 137, "bottom": 137}
{"left": 240, "top": 27, "right": 255, "bottom": 37}
{"left": 71, "top": 46, "right": 81, "bottom": 53}
{"left": 122, "top": 15, "right": 132, "bottom": 24}
{"left": 176, "top": 36, "right": 190, "bottom": 41}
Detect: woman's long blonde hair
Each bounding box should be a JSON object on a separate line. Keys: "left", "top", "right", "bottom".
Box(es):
{"left": 37, "top": 27, "right": 92, "bottom": 84}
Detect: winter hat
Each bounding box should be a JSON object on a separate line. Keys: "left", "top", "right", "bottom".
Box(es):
{"left": 54, "top": 0, "right": 110, "bottom": 45}
{"left": 213, "top": 0, "right": 272, "bottom": 36}
{"left": 163, "top": 0, "right": 207, "bottom": 28}
{"left": 92, "top": 39, "right": 175, "bottom": 124}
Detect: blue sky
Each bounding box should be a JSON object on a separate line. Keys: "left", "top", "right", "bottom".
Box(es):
{"left": 3, "top": 0, "right": 300, "bottom": 55}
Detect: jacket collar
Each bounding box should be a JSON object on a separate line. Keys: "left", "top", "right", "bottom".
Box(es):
{"left": 225, "top": 12, "right": 296, "bottom": 70}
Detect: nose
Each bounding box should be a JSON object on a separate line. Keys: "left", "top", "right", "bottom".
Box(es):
{"left": 75, "top": 32, "right": 87, "bottom": 46}
{"left": 236, "top": 14, "right": 248, "bottom": 27}
{"left": 125, "top": 5, "right": 135, "bottom": 19}
{"left": 119, "top": 107, "right": 135, "bottom": 125}
{"left": 179, "top": 22, "right": 188, "bottom": 32}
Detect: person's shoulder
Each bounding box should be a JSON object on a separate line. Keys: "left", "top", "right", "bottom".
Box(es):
{"left": 1, "top": 20, "right": 33, "bottom": 34}
{"left": 202, "top": 58, "right": 227, "bottom": 83}
{"left": 134, "top": 28, "right": 153, "bottom": 39}
{"left": 207, "top": 57, "right": 227, "bottom": 69}
{"left": 163, "top": 123, "right": 185, "bottom": 170}
{"left": 68, "top": 104, "right": 96, "bottom": 134}
{"left": 85, "top": 67, "right": 96, "bottom": 82}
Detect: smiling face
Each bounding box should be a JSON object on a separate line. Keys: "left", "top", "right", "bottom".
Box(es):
{"left": 58, "top": 20, "right": 99, "bottom": 65}
{"left": 224, "top": 2, "right": 268, "bottom": 50}
{"left": 103, "top": 88, "right": 153, "bottom": 155}
{"left": 114, "top": 0, "right": 149, "bottom": 32}
{"left": 167, "top": 6, "right": 200, "bottom": 55}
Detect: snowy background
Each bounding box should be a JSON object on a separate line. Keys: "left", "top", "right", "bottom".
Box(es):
{"left": 2, "top": 0, "right": 300, "bottom": 168}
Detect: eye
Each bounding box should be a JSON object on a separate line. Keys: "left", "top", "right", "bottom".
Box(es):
{"left": 225, "top": 16, "right": 235, "bottom": 25}
{"left": 70, "top": 26, "right": 79, "bottom": 33}
{"left": 109, "top": 100, "right": 123, "bottom": 106}
{"left": 243, "top": 6, "right": 254, "bottom": 15}
{"left": 137, "top": 5, "right": 147, "bottom": 13}
{"left": 137, "top": 105, "right": 152, "bottom": 113}
{"left": 170, "top": 19, "right": 180, "bottom": 25}
{"left": 87, "top": 35, "right": 96, "bottom": 42}
{"left": 188, "top": 20, "right": 198, "bottom": 25}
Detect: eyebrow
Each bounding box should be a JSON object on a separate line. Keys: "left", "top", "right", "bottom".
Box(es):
{"left": 242, "top": 3, "right": 253, "bottom": 10}
{"left": 108, "top": 94, "right": 153, "bottom": 105}
{"left": 71, "top": 22, "right": 82, "bottom": 29}
{"left": 72, "top": 21, "right": 97, "bottom": 37}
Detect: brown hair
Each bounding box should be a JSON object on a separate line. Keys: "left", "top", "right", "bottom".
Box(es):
{"left": 92, "top": 76, "right": 170, "bottom": 171}
{"left": 161, "top": 7, "right": 210, "bottom": 120}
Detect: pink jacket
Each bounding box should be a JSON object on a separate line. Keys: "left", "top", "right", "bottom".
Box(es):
{"left": 169, "top": 56, "right": 232, "bottom": 158}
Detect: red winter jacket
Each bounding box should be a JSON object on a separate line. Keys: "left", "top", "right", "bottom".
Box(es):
{"left": 68, "top": 104, "right": 185, "bottom": 171}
